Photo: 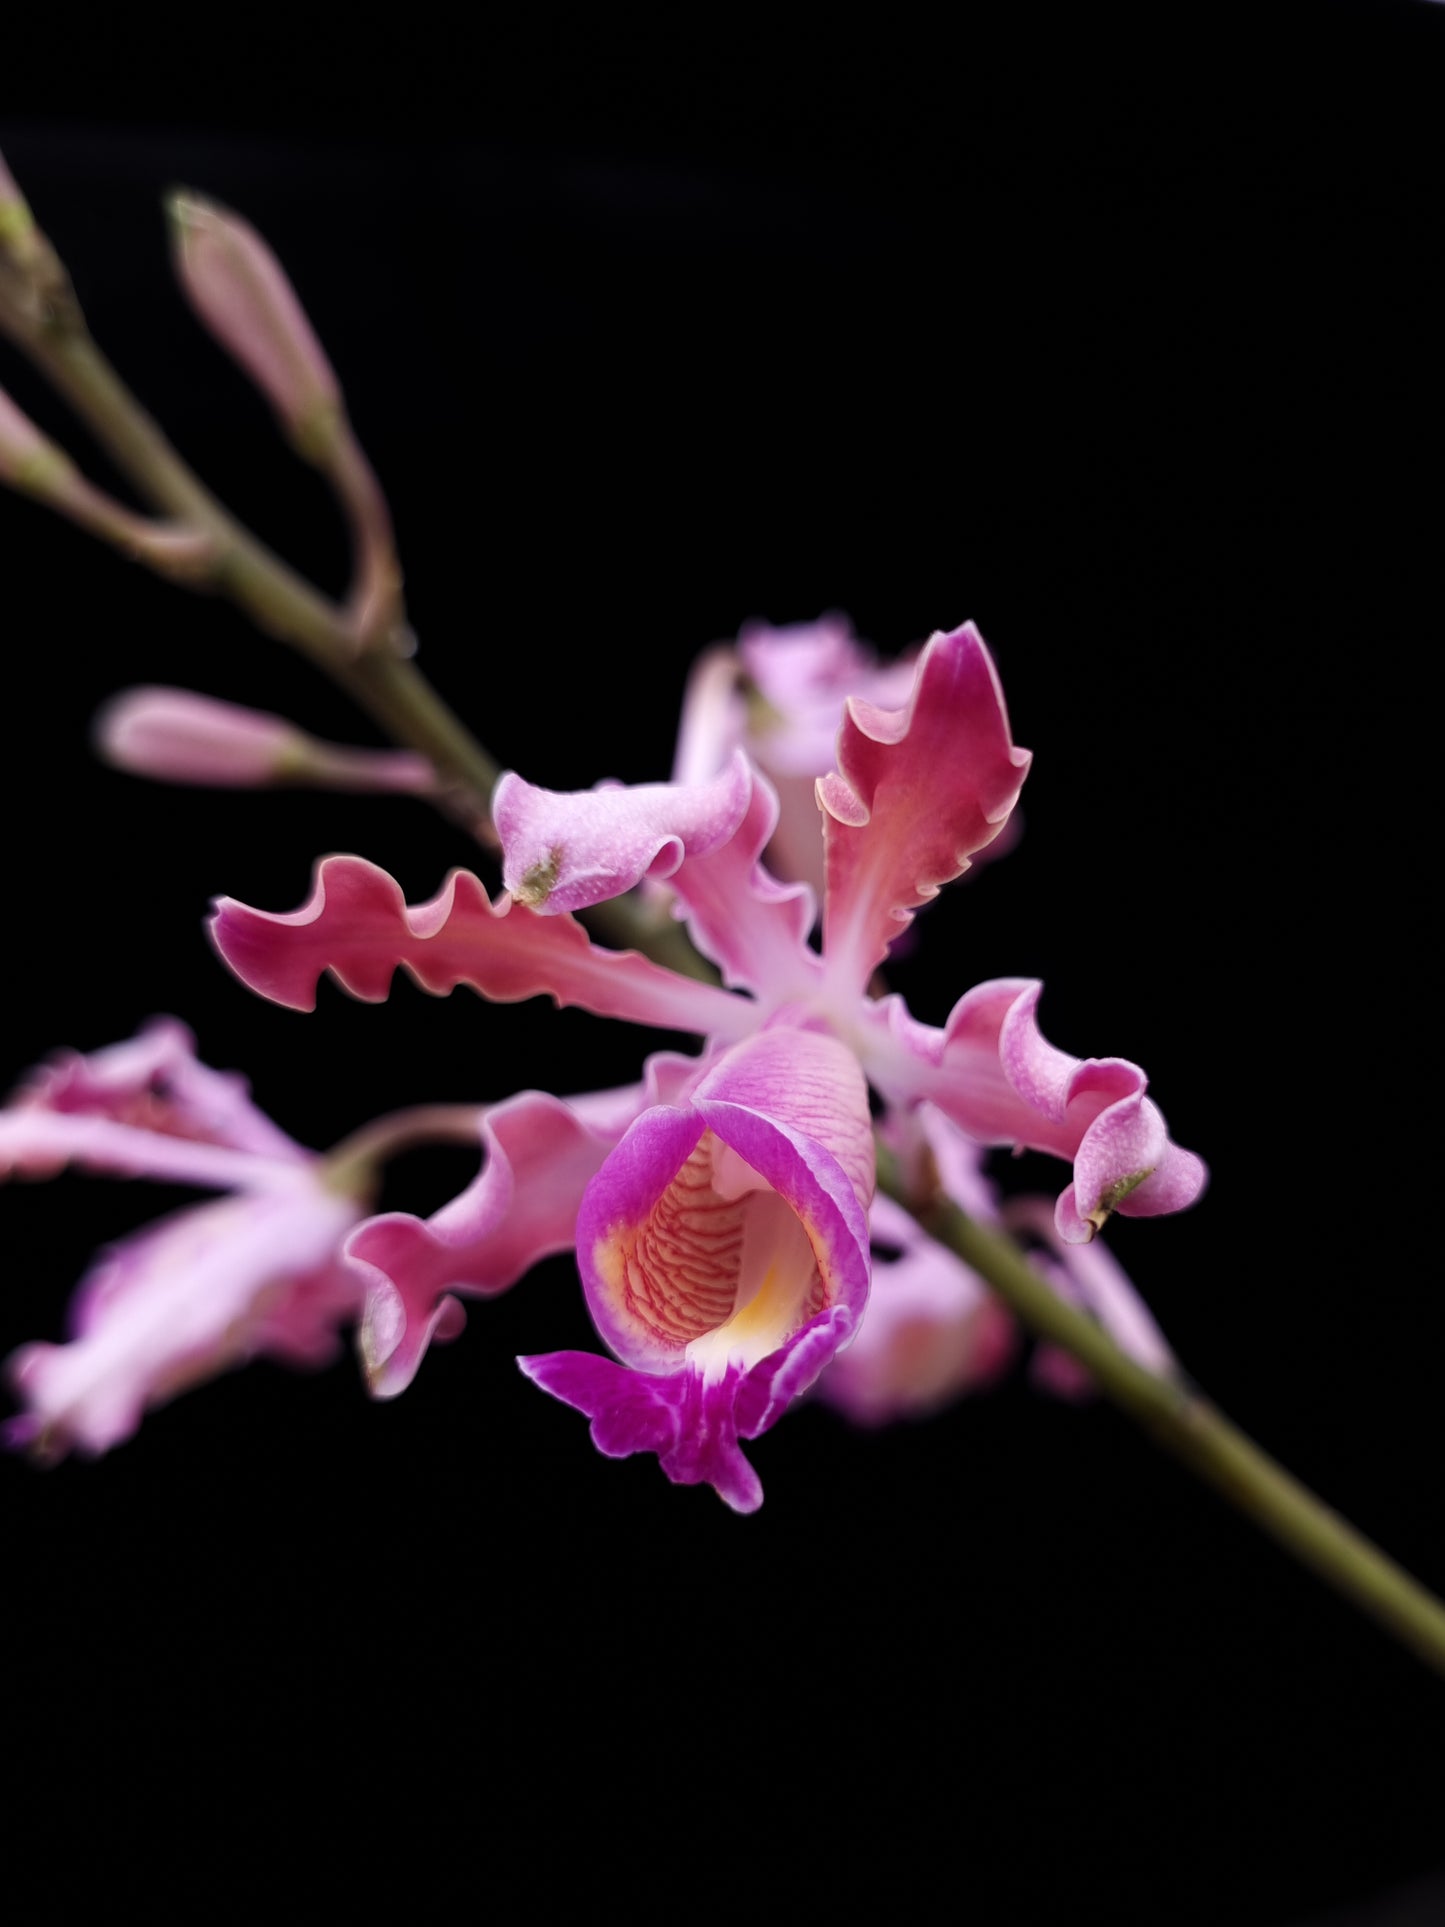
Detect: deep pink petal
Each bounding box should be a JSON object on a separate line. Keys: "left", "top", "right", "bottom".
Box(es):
{"left": 494, "top": 751, "right": 750, "bottom": 913}
{"left": 818, "top": 622, "right": 1031, "bottom": 990}
{"left": 862, "top": 982, "right": 1207, "bottom": 1243}
{"left": 210, "top": 854, "right": 753, "bottom": 1041}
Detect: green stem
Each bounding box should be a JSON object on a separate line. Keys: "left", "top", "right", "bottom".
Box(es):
{"left": 907, "top": 1182, "right": 1445, "bottom": 1680}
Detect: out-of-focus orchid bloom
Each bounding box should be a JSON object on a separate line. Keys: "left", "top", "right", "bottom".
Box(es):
{"left": 213, "top": 619, "right": 1206, "bottom": 1510}
{"left": 95, "top": 686, "right": 436, "bottom": 793}
{"left": 673, "top": 614, "right": 918, "bottom": 904}
{"left": 818, "top": 1105, "right": 1177, "bottom": 1425}
{"left": 1, "top": 1020, "right": 366, "bottom": 1460}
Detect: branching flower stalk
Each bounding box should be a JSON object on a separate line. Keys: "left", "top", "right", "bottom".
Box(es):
{"left": 3, "top": 145, "right": 1443, "bottom": 1677}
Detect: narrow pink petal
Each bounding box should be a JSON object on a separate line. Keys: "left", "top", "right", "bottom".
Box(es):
{"left": 659, "top": 767, "right": 821, "bottom": 1002}
{"left": 349, "top": 1083, "right": 661, "bottom": 1398}
{"left": 5, "top": 1183, "right": 361, "bottom": 1460}
{"left": 671, "top": 643, "right": 746, "bottom": 787}
{"left": 1006, "top": 1195, "right": 1176, "bottom": 1378}
{"left": 210, "top": 854, "right": 754, "bottom": 1041}
{"left": 861, "top": 981, "right": 1207, "bottom": 1243}
{"left": 494, "top": 751, "right": 750, "bottom": 913}
{"left": 819, "top": 622, "right": 1032, "bottom": 990}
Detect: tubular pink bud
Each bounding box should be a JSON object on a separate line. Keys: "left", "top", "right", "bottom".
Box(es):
{"left": 166, "top": 191, "right": 342, "bottom": 449}
{"left": 94, "top": 686, "right": 435, "bottom": 793}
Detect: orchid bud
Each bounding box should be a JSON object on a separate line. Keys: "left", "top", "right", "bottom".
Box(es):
{"left": 166, "top": 191, "right": 343, "bottom": 456}
{"left": 95, "top": 686, "right": 434, "bottom": 793}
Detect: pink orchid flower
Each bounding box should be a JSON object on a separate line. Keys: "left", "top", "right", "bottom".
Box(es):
{"left": 1, "top": 1020, "right": 366, "bottom": 1460}
{"left": 211, "top": 619, "right": 1205, "bottom": 1511}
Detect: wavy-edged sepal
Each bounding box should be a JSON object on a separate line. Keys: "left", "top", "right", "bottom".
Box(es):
{"left": 349, "top": 1081, "right": 676, "bottom": 1400}
{"left": 495, "top": 750, "right": 750, "bottom": 912}
{"left": 518, "top": 1351, "right": 765, "bottom": 1512}
{"left": 818, "top": 621, "right": 1031, "bottom": 991}
{"left": 863, "top": 979, "right": 1206, "bottom": 1244}
{"left": 210, "top": 853, "right": 752, "bottom": 1041}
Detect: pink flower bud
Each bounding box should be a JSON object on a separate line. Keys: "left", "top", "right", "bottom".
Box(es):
{"left": 94, "top": 686, "right": 435, "bottom": 793}
{"left": 166, "top": 191, "right": 342, "bottom": 447}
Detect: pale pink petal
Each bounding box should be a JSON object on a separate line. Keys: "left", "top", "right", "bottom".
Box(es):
{"left": 210, "top": 854, "right": 755, "bottom": 1042}
{"left": 861, "top": 981, "right": 1207, "bottom": 1244}
{"left": 818, "top": 622, "right": 1032, "bottom": 991}
{"left": 738, "top": 613, "right": 917, "bottom": 777}
{"left": 10, "top": 1016, "right": 307, "bottom": 1162}
{"left": 1007, "top": 1195, "right": 1177, "bottom": 1380}
{"left": 0, "top": 1111, "right": 310, "bottom": 1192}
{"left": 349, "top": 1080, "right": 672, "bottom": 1399}
{"left": 6, "top": 1182, "right": 362, "bottom": 1460}
{"left": 671, "top": 644, "right": 747, "bottom": 788}
{"left": 494, "top": 751, "right": 751, "bottom": 913}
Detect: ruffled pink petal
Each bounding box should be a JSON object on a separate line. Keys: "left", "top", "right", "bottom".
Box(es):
{"left": 5, "top": 1182, "right": 363, "bottom": 1460}
{"left": 10, "top": 1017, "right": 306, "bottom": 1162}
{"left": 210, "top": 854, "right": 754, "bottom": 1042}
{"left": 494, "top": 751, "right": 751, "bottom": 913}
{"left": 816, "top": 1191, "right": 1017, "bottom": 1426}
{"left": 348, "top": 1072, "right": 688, "bottom": 1399}
{"left": 818, "top": 622, "right": 1032, "bottom": 991}
{"left": 861, "top": 981, "right": 1207, "bottom": 1244}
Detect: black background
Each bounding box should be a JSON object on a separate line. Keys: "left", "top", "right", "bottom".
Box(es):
{"left": 2, "top": 6, "right": 1441, "bottom": 1921}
